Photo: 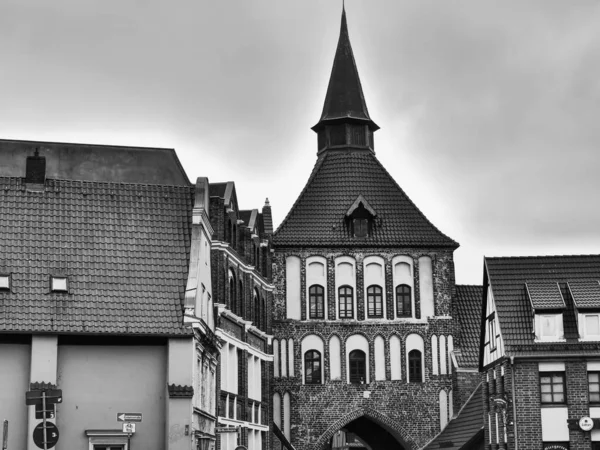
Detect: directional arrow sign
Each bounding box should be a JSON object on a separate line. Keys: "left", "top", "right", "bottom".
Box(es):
{"left": 117, "top": 413, "right": 142, "bottom": 423}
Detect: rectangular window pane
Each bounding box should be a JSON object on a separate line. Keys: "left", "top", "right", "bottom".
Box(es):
{"left": 540, "top": 372, "right": 565, "bottom": 404}
{"left": 542, "top": 316, "right": 556, "bottom": 336}
{"left": 587, "top": 315, "right": 600, "bottom": 335}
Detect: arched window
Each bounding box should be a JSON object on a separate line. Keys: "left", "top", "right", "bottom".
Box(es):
{"left": 238, "top": 280, "right": 244, "bottom": 317}
{"left": 254, "top": 289, "right": 260, "bottom": 328}
{"left": 367, "top": 285, "right": 383, "bottom": 318}
{"left": 409, "top": 350, "right": 423, "bottom": 382}
{"left": 309, "top": 285, "right": 325, "bottom": 319}
{"left": 396, "top": 284, "right": 412, "bottom": 317}
{"left": 304, "top": 350, "right": 322, "bottom": 385}
{"left": 338, "top": 286, "right": 354, "bottom": 319}
{"left": 228, "top": 270, "right": 236, "bottom": 314}
{"left": 349, "top": 350, "right": 366, "bottom": 384}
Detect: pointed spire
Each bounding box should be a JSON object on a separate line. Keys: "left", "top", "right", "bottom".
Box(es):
{"left": 312, "top": 6, "right": 379, "bottom": 132}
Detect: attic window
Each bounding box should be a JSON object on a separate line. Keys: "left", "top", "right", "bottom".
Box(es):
{"left": 346, "top": 195, "right": 377, "bottom": 239}
{"left": 0, "top": 274, "right": 10, "bottom": 290}
{"left": 51, "top": 276, "right": 68, "bottom": 292}
{"left": 353, "top": 219, "right": 368, "bottom": 238}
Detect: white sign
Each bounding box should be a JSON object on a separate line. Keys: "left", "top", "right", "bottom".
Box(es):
{"left": 123, "top": 423, "right": 136, "bottom": 434}
{"left": 579, "top": 416, "right": 594, "bottom": 431}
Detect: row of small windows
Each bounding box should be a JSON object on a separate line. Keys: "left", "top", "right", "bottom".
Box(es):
{"left": 0, "top": 274, "right": 67, "bottom": 292}
{"left": 227, "top": 269, "right": 266, "bottom": 329}
{"left": 273, "top": 333, "right": 441, "bottom": 384}
{"left": 308, "top": 284, "right": 412, "bottom": 320}
{"left": 272, "top": 392, "right": 291, "bottom": 441}
{"left": 286, "top": 255, "right": 435, "bottom": 321}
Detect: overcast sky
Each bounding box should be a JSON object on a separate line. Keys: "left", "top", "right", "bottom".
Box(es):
{"left": 2, "top": 0, "right": 600, "bottom": 284}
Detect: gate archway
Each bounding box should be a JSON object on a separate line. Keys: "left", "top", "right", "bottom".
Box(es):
{"left": 313, "top": 407, "right": 417, "bottom": 450}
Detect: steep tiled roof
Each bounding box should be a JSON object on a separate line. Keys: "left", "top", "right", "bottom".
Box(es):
{"left": 484, "top": 255, "right": 600, "bottom": 355}
{"left": 569, "top": 280, "right": 600, "bottom": 309}
{"left": 0, "top": 177, "right": 193, "bottom": 335}
{"left": 312, "top": 8, "right": 378, "bottom": 131}
{"left": 455, "top": 285, "right": 483, "bottom": 368}
{"left": 0, "top": 139, "right": 190, "bottom": 185}
{"left": 424, "top": 383, "right": 484, "bottom": 450}
{"left": 274, "top": 151, "right": 458, "bottom": 248}
{"left": 526, "top": 282, "right": 566, "bottom": 310}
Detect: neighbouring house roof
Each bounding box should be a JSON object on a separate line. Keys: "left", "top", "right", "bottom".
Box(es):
{"left": 424, "top": 383, "right": 484, "bottom": 450}
{"left": 483, "top": 255, "right": 600, "bottom": 356}
{"left": 0, "top": 176, "right": 193, "bottom": 336}
{"left": 0, "top": 139, "right": 190, "bottom": 186}
{"left": 273, "top": 150, "right": 458, "bottom": 248}
{"left": 455, "top": 285, "right": 483, "bottom": 368}
{"left": 312, "top": 7, "right": 378, "bottom": 132}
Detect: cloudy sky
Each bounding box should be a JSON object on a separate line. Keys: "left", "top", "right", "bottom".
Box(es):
{"left": 2, "top": 0, "right": 600, "bottom": 284}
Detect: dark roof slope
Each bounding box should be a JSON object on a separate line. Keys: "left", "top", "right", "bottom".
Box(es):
{"left": 424, "top": 383, "right": 484, "bottom": 450}
{"left": 0, "top": 139, "right": 190, "bottom": 186}
{"left": 274, "top": 151, "right": 458, "bottom": 248}
{"left": 0, "top": 177, "right": 193, "bottom": 335}
{"left": 455, "top": 285, "right": 483, "bottom": 368}
{"left": 312, "top": 8, "right": 377, "bottom": 131}
{"left": 485, "top": 255, "right": 600, "bottom": 355}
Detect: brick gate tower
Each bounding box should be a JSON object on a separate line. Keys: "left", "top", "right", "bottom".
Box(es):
{"left": 270, "top": 7, "right": 466, "bottom": 450}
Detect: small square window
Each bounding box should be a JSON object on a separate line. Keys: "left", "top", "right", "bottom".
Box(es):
{"left": 0, "top": 274, "right": 10, "bottom": 290}
{"left": 51, "top": 276, "right": 68, "bottom": 292}
{"left": 589, "top": 372, "right": 600, "bottom": 403}
{"left": 540, "top": 371, "right": 566, "bottom": 404}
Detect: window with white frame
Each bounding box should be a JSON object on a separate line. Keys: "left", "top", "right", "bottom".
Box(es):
{"left": 335, "top": 257, "right": 356, "bottom": 320}
{"left": 535, "top": 313, "right": 564, "bottom": 341}
{"left": 392, "top": 256, "right": 414, "bottom": 319}
{"left": 579, "top": 312, "right": 600, "bottom": 340}
{"left": 51, "top": 276, "right": 68, "bottom": 292}
{"left": 0, "top": 274, "right": 10, "bottom": 290}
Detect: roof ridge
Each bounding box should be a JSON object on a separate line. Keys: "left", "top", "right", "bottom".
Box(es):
{"left": 485, "top": 254, "right": 600, "bottom": 260}
{"left": 0, "top": 176, "right": 194, "bottom": 190}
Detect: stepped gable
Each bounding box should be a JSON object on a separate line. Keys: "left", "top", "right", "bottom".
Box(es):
{"left": 483, "top": 254, "right": 600, "bottom": 355}
{"left": 274, "top": 150, "right": 458, "bottom": 248}
{"left": 0, "top": 176, "right": 193, "bottom": 335}
{"left": 455, "top": 285, "right": 483, "bottom": 368}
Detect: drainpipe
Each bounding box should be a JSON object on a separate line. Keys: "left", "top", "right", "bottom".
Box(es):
{"left": 510, "top": 356, "right": 518, "bottom": 450}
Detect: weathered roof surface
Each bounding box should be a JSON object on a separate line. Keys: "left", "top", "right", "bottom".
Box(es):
{"left": 569, "top": 280, "right": 600, "bottom": 309}
{"left": 424, "top": 383, "right": 484, "bottom": 450}
{"left": 0, "top": 176, "right": 193, "bottom": 336}
{"left": 455, "top": 285, "right": 483, "bottom": 368}
{"left": 312, "top": 7, "right": 378, "bottom": 131}
{"left": 273, "top": 151, "right": 458, "bottom": 248}
{"left": 485, "top": 255, "right": 600, "bottom": 354}
{"left": 0, "top": 139, "right": 190, "bottom": 186}
{"left": 526, "top": 282, "right": 566, "bottom": 310}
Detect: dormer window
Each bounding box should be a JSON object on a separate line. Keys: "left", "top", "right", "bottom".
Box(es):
{"left": 0, "top": 274, "right": 10, "bottom": 290}
{"left": 526, "top": 282, "right": 566, "bottom": 342}
{"left": 345, "top": 195, "right": 376, "bottom": 239}
{"left": 568, "top": 280, "right": 600, "bottom": 341}
{"left": 51, "top": 276, "right": 68, "bottom": 292}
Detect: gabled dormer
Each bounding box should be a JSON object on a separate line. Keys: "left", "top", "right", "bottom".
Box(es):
{"left": 345, "top": 194, "right": 376, "bottom": 238}
{"left": 526, "top": 282, "right": 566, "bottom": 342}
{"left": 569, "top": 280, "right": 600, "bottom": 341}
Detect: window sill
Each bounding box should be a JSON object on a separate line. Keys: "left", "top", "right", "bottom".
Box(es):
{"left": 534, "top": 338, "right": 566, "bottom": 343}
{"left": 579, "top": 337, "right": 600, "bottom": 342}
{"left": 540, "top": 403, "right": 567, "bottom": 408}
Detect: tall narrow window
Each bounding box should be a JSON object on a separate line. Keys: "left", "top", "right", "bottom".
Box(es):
{"left": 238, "top": 280, "right": 244, "bottom": 317}
{"left": 589, "top": 372, "right": 600, "bottom": 403}
{"left": 304, "top": 351, "right": 322, "bottom": 385}
{"left": 338, "top": 286, "right": 354, "bottom": 319}
{"left": 254, "top": 290, "right": 260, "bottom": 328}
{"left": 408, "top": 350, "right": 422, "bottom": 382}
{"left": 309, "top": 285, "right": 325, "bottom": 319}
{"left": 349, "top": 350, "right": 366, "bottom": 384}
{"left": 366, "top": 285, "right": 383, "bottom": 318}
{"left": 396, "top": 284, "right": 411, "bottom": 317}
{"left": 228, "top": 271, "right": 236, "bottom": 314}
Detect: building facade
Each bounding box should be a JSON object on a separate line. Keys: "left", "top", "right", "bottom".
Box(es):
{"left": 480, "top": 255, "right": 600, "bottom": 450}
{"left": 270, "top": 10, "right": 477, "bottom": 450}
{"left": 0, "top": 140, "right": 220, "bottom": 450}
{"left": 209, "top": 181, "right": 274, "bottom": 450}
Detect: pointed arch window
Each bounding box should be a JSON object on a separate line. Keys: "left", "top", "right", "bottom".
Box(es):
{"left": 396, "top": 284, "right": 412, "bottom": 318}
{"left": 408, "top": 350, "right": 423, "bottom": 382}
{"left": 338, "top": 286, "right": 354, "bottom": 319}
{"left": 366, "top": 285, "right": 383, "bottom": 318}
{"left": 238, "top": 280, "right": 244, "bottom": 317}
{"left": 309, "top": 285, "right": 325, "bottom": 319}
{"left": 253, "top": 289, "right": 261, "bottom": 328}
{"left": 349, "top": 350, "right": 366, "bottom": 384}
{"left": 228, "top": 270, "right": 236, "bottom": 314}
{"left": 304, "top": 350, "right": 322, "bottom": 385}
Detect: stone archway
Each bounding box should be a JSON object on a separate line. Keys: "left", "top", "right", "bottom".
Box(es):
{"left": 312, "top": 407, "right": 417, "bottom": 450}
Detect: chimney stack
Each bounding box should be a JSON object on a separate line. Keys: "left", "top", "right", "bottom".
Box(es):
{"left": 25, "top": 148, "right": 46, "bottom": 184}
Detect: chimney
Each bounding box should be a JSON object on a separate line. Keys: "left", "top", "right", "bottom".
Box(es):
{"left": 25, "top": 148, "right": 46, "bottom": 184}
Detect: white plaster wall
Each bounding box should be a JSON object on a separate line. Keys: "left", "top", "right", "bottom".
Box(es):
{"left": 280, "top": 339, "right": 288, "bottom": 378}
{"left": 283, "top": 392, "right": 291, "bottom": 440}
{"left": 419, "top": 256, "right": 434, "bottom": 318}
{"left": 345, "top": 334, "right": 369, "bottom": 384}
{"left": 389, "top": 335, "right": 401, "bottom": 380}
{"left": 329, "top": 335, "right": 342, "bottom": 380}
{"left": 440, "top": 335, "right": 447, "bottom": 375}
{"left": 286, "top": 256, "right": 301, "bottom": 320}
{"left": 541, "top": 407, "right": 569, "bottom": 441}
{"left": 306, "top": 256, "right": 327, "bottom": 318}
{"left": 273, "top": 339, "right": 279, "bottom": 377}
{"left": 364, "top": 256, "right": 386, "bottom": 319}
{"left": 405, "top": 333, "right": 425, "bottom": 381}
{"left": 439, "top": 390, "right": 448, "bottom": 430}
{"left": 431, "top": 335, "right": 439, "bottom": 375}
{"left": 273, "top": 393, "right": 281, "bottom": 427}
{"left": 374, "top": 336, "right": 386, "bottom": 380}
{"left": 447, "top": 336, "right": 454, "bottom": 374}
{"left": 392, "top": 255, "right": 414, "bottom": 318}
{"left": 335, "top": 256, "right": 356, "bottom": 319}
{"left": 301, "top": 335, "right": 324, "bottom": 384}
{"left": 288, "top": 339, "right": 294, "bottom": 377}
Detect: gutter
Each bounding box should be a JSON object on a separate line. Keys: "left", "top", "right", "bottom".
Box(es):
{"left": 510, "top": 356, "right": 518, "bottom": 450}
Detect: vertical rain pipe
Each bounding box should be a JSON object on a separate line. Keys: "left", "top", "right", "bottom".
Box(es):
{"left": 510, "top": 356, "right": 518, "bottom": 450}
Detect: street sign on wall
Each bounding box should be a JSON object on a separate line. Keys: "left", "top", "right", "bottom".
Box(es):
{"left": 122, "top": 423, "right": 136, "bottom": 434}
{"left": 117, "top": 413, "right": 142, "bottom": 423}
{"left": 26, "top": 389, "right": 63, "bottom": 406}
{"left": 32, "top": 422, "right": 59, "bottom": 449}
